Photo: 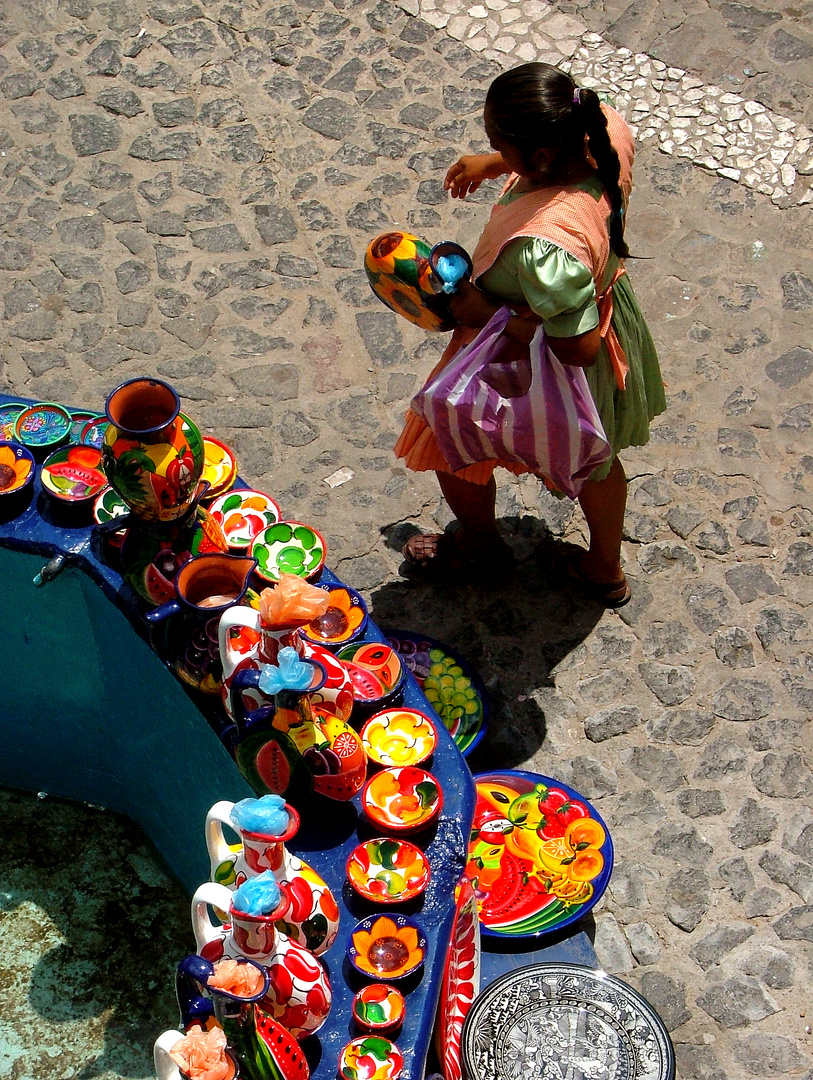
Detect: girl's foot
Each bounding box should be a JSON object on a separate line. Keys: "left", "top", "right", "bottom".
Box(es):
{"left": 401, "top": 531, "right": 514, "bottom": 579}
{"left": 565, "top": 553, "right": 631, "bottom": 607}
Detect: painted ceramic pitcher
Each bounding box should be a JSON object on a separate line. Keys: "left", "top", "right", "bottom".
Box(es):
{"left": 206, "top": 798, "right": 340, "bottom": 956}
{"left": 192, "top": 881, "right": 332, "bottom": 1040}
{"left": 102, "top": 377, "right": 205, "bottom": 524}
{"left": 175, "top": 954, "right": 310, "bottom": 1080}
{"left": 146, "top": 554, "right": 258, "bottom": 694}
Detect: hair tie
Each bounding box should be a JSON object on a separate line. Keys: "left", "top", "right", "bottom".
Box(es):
{"left": 572, "top": 87, "right": 581, "bottom": 106}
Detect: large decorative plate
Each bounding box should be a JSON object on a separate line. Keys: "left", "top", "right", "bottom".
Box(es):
{"left": 435, "top": 877, "right": 480, "bottom": 1080}
{"left": 466, "top": 770, "right": 613, "bottom": 939}
{"left": 209, "top": 488, "right": 281, "bottom": 549}
{"left": 461, "top": 963, "right": 675, "bottom": 1080}
{"left": 382, "top": 630, "right": 488, "bottom": 757}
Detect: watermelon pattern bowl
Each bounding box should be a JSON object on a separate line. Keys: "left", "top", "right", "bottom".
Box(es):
{"left": 361, "top": 767, "right": 443, "bottom": 834}
{"left": 346, "top": 838, "right": 430, "bottom": 905}
{"left": 41, "top": 445, "right": 108, "bottom": 505}
{"left": 337, "top": 641, "right": 405, "bottom": 715}
{"left": 209, "top": 488, "right": 281, "bottom": 550}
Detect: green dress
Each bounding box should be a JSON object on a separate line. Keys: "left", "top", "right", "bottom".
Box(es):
{"left": 477, "top": 177, "right": 666, "bottom": 481}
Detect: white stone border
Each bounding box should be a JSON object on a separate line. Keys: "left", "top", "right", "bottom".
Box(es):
{"left": 398, "top": 0, "right": 813, "bottom": 206}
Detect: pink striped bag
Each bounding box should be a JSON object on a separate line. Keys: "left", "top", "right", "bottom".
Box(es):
{"left": 410, "top": 306, "right": 611, "bottom": 498}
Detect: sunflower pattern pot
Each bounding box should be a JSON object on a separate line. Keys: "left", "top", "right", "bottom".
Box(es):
{"left": 365, "top": 231, "right": 454, "bottom": 332}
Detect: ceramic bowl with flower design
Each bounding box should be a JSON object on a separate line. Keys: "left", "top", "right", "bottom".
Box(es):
{"left": 0, "top": 441, "right": 35, "bottom": 498}
{"left": 362, "top": 767, "right": 443, "bottom": 835}
{"left": 250, "top": 520, "right": 326, "bottom": 583}
{"left": 0, "top": 403, "right": 25, "bottom": 441}
{"left": 300, "top": 583, "right": 368, "bottom": 649}
{"left": 41, "top": 444, "right": 108, "bottom": 505}
{"left": 337, "top": 641, "right": 405, "bottom": 713}
{"left": 346, "top": 837, "right": 430, "bottom": 904}
{"left": 339, "top": 1035, "right": 404, "bottom": 1080}
{"left": 209, "top": 488, "right": 281, "bottom": 550}
{"left": 347, "top": 913, "right": 427, "bottom": 981}
{"left": 352, "top": 984, "right": 406, "bottom": 1035}
{"left": 201, "top": 436, "right": 238, "bottom": 501}
{"left": 360, "top": 709, "right": 437, "bottom": 768}
{"left": 14, "top": 402, "right": 72, "bottom": 451}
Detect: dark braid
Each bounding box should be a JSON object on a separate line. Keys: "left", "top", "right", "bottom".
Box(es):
{"left": 485, "top": 63, "right": 630, "bottom": 260}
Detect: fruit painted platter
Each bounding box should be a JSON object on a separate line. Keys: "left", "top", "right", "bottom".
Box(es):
{"left": 461, "top": 963, "right": 675, "bottom": 1080}
{"left": 435, "top": 877, "right": 480, "bottom": 1080}
{"left": 465, "top": 770, "right": 613, "bottom": 940}
{"left": 382, "top": 630, "right": 488, "bottom": 757}
{"left": 209, "top": 488, "right": 281, "bottom": 549}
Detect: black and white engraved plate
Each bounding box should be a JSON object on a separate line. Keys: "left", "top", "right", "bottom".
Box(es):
{"left": 461, "top": 963, "right": 675, "bottom": 1080}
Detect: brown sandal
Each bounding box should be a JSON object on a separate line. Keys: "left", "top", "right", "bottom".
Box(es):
{"left": 565, "top": 555, "right": 631, "bottom": 608}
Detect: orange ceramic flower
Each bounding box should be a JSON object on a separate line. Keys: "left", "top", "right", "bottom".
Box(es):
{"left": 305, "top": 587, "right": 366, "bottom": 644}
{"left": 0, "top": 445, "right": 32, "bottom": 493}
{"left": 351, "top": 916, "right": 424, "bottom": 978}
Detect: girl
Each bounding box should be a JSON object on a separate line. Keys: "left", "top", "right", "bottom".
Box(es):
{"left": 394, "top": 62, "right": 666, "bottom": 606}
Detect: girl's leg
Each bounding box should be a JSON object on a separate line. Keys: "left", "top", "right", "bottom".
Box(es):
{"left": 576, "top": 456, "right": 627, "bottom": 583}
{"left": 437, "top": 471, "right": 504, "bottom": 557}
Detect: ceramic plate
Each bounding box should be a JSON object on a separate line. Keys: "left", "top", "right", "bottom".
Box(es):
{"left": 0, "top": 403, "right": 25, "bottom": 441}
{"left": 41, "top": 444, "right": 108, "bottom": 503}
{"left": 251, "top": 520, "right": 326, "bottom": 583}
{"left": 466, "top": 770, "right": 613, "bottom": 940}
{"left": 201, "top": 436, "right": 238, "bottom": 500}
{"left": 80, "top": 417, "right": 110, "bottom": 449}
{"left": 93, "top": 486, "right": 131, "bottom": 524}
{"left": 360, "top": 709, "right": 437, "bottom": 768}
{"left": 209, "top": 488, "right": 281, "bottom": 549}
{"left": 383, "top": 630, "right": 488, "bottom": 757}
{"left": 362, "top": 767, "right": 442, "bottom": 834}
{"left": 14, "top": 402, "right": 72, "bottom": 448}
{"left": 461, "top": 963, "right": 675, "bottom": 1080}
{"left": 347, "top": 913, "right": 428, "bottom": 981}
{"left": 300, "top": 583, "right": 368, "bottom": 648}
{"left": 436, "top": 877, "right": 481, "bottom": 1080}
{"left": 0, "top": 440, "right": 35, "bottom": 497}
{"left": 352, "top": 984, "right": 406, "bottom": 1035}
{"left": 339, "top": 1036, "right": 404, "bottom": 1080}
{"left": 346, "top": 837, "right": 430, "bottom": 904}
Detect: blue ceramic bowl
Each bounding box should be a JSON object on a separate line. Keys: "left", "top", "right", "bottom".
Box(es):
{"left": 0, "top": 440, "right": 36, "bottom": 499}
{"left": 347, "top": 912, "right": 428, "bottom": 982}
{"left": 300, "top": 583, "right": 369, "bottom": 650}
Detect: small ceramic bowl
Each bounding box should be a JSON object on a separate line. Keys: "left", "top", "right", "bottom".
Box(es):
{"left": 80, "top": 417, "right": 110, "bottom": 449}
{"left": 251, "top": 520, "right": 326, "bottom": 583}
{"left": 346, "top": 837, "right": 430, "bottom": 905}
{"left": 68, "top": 410, "right": 99, "bottom": 443}
{"left": 360, "top": 709, "right": 437, "bottom": 768}
{"left": 339, "top": 1035, "right": 404, "bottom": 1079}
{"left": 209, "top": 488, "right": 282, "bottom": 550}
{"left": 352, "top": 984, "right": 406, "bottom": 1035}
{"left": 41, "top": 444, "right": 107, "bottom": 505}
{"left": 93, "top": 486, "right": 131, "bottom": 524}
{"left": 347, "top": 913, "right": 427, "bottom": 982}
{"left": 0, "top": 440, "right": 35, "bottom": 498}
{"left": 337, "top": 641, "right": 405, "bottom": 712}
{"left": 300, "top": 583, "right": 368, "bottom": 649}
{"left": 0, "top": 402, "right": 25, "bottom": 441}
{"left": 362, "top": 767, "right": 443, "bottom": 835}
{"left": 201, "top": 435, "right": 238, "bottom": 501}
{"left": 14, "top": 402, "right": 72, "bottom": 451}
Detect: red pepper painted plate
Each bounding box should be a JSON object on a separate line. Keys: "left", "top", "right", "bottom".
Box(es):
{"left": 435, "top": 877, "right": 481, "bottom": 1080}
{"left": 465, "top": 770, "right": 613, "bottom": 940}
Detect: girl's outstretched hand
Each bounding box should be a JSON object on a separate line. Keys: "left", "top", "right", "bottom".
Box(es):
{"left": 444, "top": 153, "right": 507, "bottom": 199}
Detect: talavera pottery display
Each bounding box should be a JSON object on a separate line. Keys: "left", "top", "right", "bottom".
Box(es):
{"left": 361, "top": 767, "right": 443, "bottom": 834}
{"left": 299, "top": 583, "right": 368, "bottom": 649}
{"left": 461, "top": 963, "right": 675, "bottom": 1080}
{"left": 352, "top": 984, "right": 406, "bottom": 1035}
{"left": 192, "top": 879, "right": 332, "bottom": 1040}
{"left": 40, "top": 444, "right": 108, "bottom": 505}
{"left": 335, "top": 641, "right": 405, "bottom": 715}
{"left": 347, "top": 913, "right": 427, "bottom": 981}
{"left": 360, "top": 709, "right": 437, "bottom": 768}
{"left": 209, "top": 488, "right": 281, "bottom": 550}
{"left": 102, "top": 377, "right": 205, "bottom": 524}
{"left": 14, "top": 401, "right": 72, "bottom": 453}
{"left": 346, "top": 838, "right": 430, "bottom": 905}
{"left": 201, "top": 436, "right": 238, "bottom": 501}
{"left": 0, "top": 441, "right": 35, "bottom": 498}
{"left": 435, "top": 878, "right": 481, "bottom": 1080}
{"left": 338, "top": 1036, "right": 404, "bottom": 1080}
{"left": 250, "top": 521, "right": 326, "bottom": 583}
{"left": 205, "top": 798, "right": 340, "bottom": 956}
{"left": 383, "top": 630, "right": 489, "bottom": 757}
{"left": 465, "top": 770, "right": 613, "bottom": 939}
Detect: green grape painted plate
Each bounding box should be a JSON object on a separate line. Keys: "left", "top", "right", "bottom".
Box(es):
{"left": 382, "top": 630, "right": 488, "bottom": 757}
{"left": 250, "top": 520, "right": 326, "bottom": 583}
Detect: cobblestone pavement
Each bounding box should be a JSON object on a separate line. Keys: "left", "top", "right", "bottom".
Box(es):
{"left": 0, "top": 0, "right": 811, "bottom": 1077}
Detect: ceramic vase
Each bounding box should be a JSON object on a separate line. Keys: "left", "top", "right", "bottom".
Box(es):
{"left": 206, "top": 799, "right": 340, "bottom": 956}
{"left": 192, "top": 881, "right": 332, "bottom": 1040}
{"left": 102, "top": 377, "right": 205, "bottom": 524}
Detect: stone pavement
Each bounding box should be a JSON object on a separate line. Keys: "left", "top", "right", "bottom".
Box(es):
{"left": 0, "top": 0, "right": 811, "bottom": 1077}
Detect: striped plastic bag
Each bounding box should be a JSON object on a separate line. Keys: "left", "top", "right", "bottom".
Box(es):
{"left": 410, "top": 306, "right": 611, "bottom": 499}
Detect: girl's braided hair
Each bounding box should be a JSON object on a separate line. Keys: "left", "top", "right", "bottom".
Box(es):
{"left": 485, "top": 62, "right": 630, "bottom": 260}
